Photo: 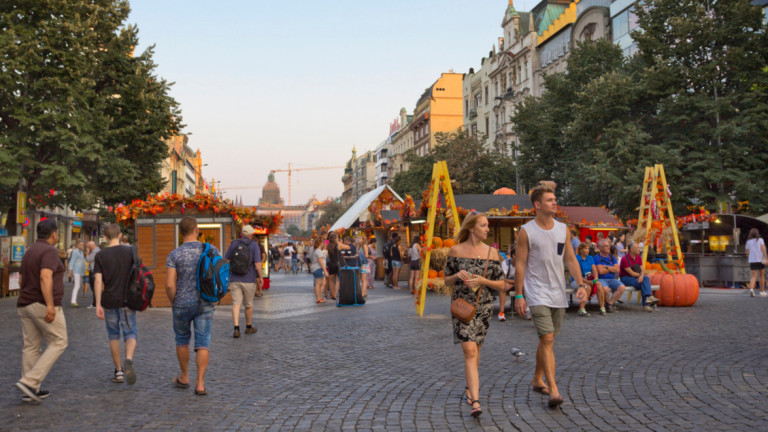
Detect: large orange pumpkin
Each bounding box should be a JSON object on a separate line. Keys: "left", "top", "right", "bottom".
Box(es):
{"left": 653, "top": 273, "right": 699, "bottom": 307}
{"left": 443, "top": 239, "right": 456, "bottom": 248}
{"left": 432, "top": 237, "right": 443, "bottom": 248}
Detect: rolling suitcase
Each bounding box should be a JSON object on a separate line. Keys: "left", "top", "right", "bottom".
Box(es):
{"left": 337, "top": 266, "right": 365, "bottom": 307}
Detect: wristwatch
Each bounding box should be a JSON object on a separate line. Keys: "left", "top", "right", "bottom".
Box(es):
{"left": 578, "top": 284, "right": 587, "bottom": 289}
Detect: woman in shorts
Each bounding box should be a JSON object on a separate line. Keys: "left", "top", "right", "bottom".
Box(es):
{"left": 408, "top": 237, "right": 422, "bottom": 294}
{"left": 310, "top": 238, "right": 328, "bottom": 303}
{"left": 746, "top": 228, "right": 767, "bottom": 297}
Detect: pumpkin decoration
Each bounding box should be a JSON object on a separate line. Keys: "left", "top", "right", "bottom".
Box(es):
{"left": 443, "top": 239, "right": 456, "bottom": 248}
{"left": 438, "top": 270, "right": 445, "bottom": 277}
{"left": 428, "top": 270, "right": 438, "bottom": 278}
{"left": 432, "top": 237, "right": 443, "bottom": 248}
{"left": 653, "top": 273, "right": 699, "bottom": 307}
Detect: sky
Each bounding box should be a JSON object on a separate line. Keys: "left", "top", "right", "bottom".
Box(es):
{"left": 127, "top": 0, "right": 540, "bottom": 206}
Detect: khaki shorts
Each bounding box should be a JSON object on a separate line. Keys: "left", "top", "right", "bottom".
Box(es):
{"left": 229, "top": 282, "right": 256, "bottom": 308}
{"left": 530, "top": 305, "right": 565, "bottom": 337}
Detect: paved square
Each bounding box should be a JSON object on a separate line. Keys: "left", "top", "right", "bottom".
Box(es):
{"left": 1, "top": 273, "right": 766, "bottom": 431}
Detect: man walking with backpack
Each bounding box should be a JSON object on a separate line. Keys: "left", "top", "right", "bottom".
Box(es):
{"left": 166, "top": 216, "right": 217, "bottom": 395}
{"left": 93, "top": 224, "right": 137, "bottom": 385}
{"left": 225, "top": 225, "right": 263, "bottom": 338}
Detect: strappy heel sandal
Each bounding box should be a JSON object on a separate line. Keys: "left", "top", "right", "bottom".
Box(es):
{"left": 464, "top": 387, "right": 472, "bottom": 405}
{"left": 470, "top": 400, "right": 483, "bottom": 417}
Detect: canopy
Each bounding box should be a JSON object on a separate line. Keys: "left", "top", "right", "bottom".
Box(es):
{"left": 330, "top": 185, "right": 403, "bottom": 231}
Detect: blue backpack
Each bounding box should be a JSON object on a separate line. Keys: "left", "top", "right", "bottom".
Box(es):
{"left": 197, "top": 243, "right": 229, "bottom": 302}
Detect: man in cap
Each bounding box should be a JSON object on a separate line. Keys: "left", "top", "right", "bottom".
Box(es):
{"left": 225, "top": 225, "right": 263, "bottom": 338}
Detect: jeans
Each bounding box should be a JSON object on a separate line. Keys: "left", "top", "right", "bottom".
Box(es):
{"left": 620, "top": 275, "right": 652, "bottom": 303}
{"left": 173, "top": 302, "right": 214, "bottom": 350}
{"left": 104, "top": 307, "right": 137, "bottom": 341}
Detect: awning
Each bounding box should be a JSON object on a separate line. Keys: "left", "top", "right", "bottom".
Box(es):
{"left": 559, "top": 206, "right": 625, "bottom": 228}
{"left": 330, "top": 185, "right": 403, "bottom": 231}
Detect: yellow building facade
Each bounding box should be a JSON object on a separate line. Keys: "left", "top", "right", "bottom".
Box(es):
{"left": 412, "top": 72, "right": 464, "bottom": 156}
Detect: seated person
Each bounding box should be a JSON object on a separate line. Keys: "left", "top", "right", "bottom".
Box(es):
{"left": 571, "top": 242, "right": 611, "bottom": 316}
{"left": 619, "top": 242, "right": 659, "bottom": 312}
{"left": 594, "top": 239, "right": 626, "bottom": 312}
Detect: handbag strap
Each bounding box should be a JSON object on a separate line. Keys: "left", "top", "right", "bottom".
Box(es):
{"left": 472, "top": 247, "right": 493, "bottom": 307}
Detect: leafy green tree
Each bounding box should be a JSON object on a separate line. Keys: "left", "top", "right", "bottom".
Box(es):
{"left": 0, "top": 0, "right": 182, "bottom": 219}
{"left": 390, "top": 131, "right": 518, "bottom": 198}
{"left": 633, "top": 0, "right": 768, "bottom": 213}
{"left": 314, "top": 200, "right": 347, "bottom": 230}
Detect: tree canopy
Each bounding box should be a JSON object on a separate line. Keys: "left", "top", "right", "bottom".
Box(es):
{"left": 512, "top": 0, "right": 768, "bottom": 218}
{"left": 0, "top": 0, "right": 182, "bottom": 218}
{"left": 391, "top": 131, "right": 519, "bottom": 198}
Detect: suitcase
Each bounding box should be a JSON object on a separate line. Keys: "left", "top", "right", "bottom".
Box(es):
{"left": 337, "top": 266, "right": 365, "bottom": 307}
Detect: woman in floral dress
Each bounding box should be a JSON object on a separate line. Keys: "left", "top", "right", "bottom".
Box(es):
{"left": 444, "top": 212, "right": 505, "bottom": 417}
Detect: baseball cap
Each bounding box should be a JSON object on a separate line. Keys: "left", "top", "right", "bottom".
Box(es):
{"left": 242, "top": 225, "right": 255, "bottom": 236}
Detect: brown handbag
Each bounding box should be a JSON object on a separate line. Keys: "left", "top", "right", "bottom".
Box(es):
{"left": 450, "top": 248, "right": 492, "bottom": 323}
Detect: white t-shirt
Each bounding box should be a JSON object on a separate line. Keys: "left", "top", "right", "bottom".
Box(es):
{"left": 521, "top": 219, "right": 568, "bottom": 308}
{"left": 746, "top": 238, "right": 765, "bottom": 263}
{"left": 310, "top": 248, "right": 325, "bottom": 272}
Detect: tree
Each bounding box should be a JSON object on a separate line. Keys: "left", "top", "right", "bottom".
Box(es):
{"left": 633, "top": 0, "right": 768, "bottom": 213}
{"left": 390, "top": 131, "right": 519, "bottom": 198}
{"left": 314, "top": 200, "right": 347, "bottom": 230}
{"left": 0, "top": 0, "right": 182, "bottom": 219}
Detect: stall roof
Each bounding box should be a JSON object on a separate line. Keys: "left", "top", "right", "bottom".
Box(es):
{"left": 559, "top": 206, "right": 624, "bottom": 228}
{"left": 414, "top": 194, "right": 533, "bottom": 214}
{"left": 330, "top": 185, "right": 403, "bottom": 231}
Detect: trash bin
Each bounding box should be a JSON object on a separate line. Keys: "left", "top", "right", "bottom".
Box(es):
{"left": 338, "top": 266, "right": 365, "bottom": 307}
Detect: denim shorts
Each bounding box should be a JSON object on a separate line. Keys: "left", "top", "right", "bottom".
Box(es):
{"left": 391, "top": 260, "right": 403, "bottom": 269}
{"left": 312, "top": 268, "right": 324, "bottom": 279}
{"left": 600, "top": 278, "right": 625, "bottom": 292}
{"left": 104, "top": 307, "right": 137, "bottom": 341}
{"left": 173, "top": 302, "right": 214, "bottom": 350}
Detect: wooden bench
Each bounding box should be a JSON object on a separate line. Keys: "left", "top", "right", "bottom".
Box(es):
{"left": 565, "top": 284, "right": 661, "bottom": 305}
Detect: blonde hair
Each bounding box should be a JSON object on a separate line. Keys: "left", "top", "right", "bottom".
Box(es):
{"left": 455, "top": 212, "right": 486, "bottom": 244}
{"left": 530, "top": 180, "right": 557, "bottom": 206}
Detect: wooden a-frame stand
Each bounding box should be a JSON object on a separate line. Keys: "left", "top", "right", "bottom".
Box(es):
{"left": 635, "top": 164, "right": 686, "bottom": 274}
{"left": 417, "top": 161, "right": 460, "bottom": 317}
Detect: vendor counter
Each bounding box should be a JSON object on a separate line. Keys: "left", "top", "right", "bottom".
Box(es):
{"left": 684, "top": 254, "right": 751, "bottom": 287}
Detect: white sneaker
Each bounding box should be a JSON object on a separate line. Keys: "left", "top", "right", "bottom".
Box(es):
{"left": 498, "top": 313, "right": 506, "bottom": 322}
{"left": 761, "top": 291, "right": 767, "bottom": 297}
{"left": 750, "top": 289, "right": 755, "bottom": 297}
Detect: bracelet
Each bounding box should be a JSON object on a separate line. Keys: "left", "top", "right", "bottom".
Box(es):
{"left": 514, "top": 294, "right": 524, "bottom": 299}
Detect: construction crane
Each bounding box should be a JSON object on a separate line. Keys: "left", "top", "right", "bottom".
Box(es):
{"left": 219, "top": 163, "right": 344, "bottom": 205}
{"left": 270, "top": 163, "right": 344, "bottom": 205}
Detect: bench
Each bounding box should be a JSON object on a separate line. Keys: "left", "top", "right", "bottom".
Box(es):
{"left": 565, "top": 284, "right": 661, "bottom": 305}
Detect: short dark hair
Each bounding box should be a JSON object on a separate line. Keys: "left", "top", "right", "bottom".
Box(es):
{"left": 586, "top": 235, "right": 593, "bottom": 241}
{"left": 103, "top": 223, "right": 121, "bottom": 240}
{"left": 37, "top": 219, "right": 58, "bottom": 240}
{"left": 391, "top": 232, "right": 399, "bottom": 239}
{"left": 180, "top": 216, "right": 197, "bottom": 237}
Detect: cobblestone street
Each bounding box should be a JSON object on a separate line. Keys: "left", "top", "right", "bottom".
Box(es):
{"left": 1, "top": 272, "right": 766, "bottom": 431}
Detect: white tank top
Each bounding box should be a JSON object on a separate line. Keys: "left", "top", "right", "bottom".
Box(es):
{"left": 410, "top": 245, "right": 420, "bottom": 261}
{"left": 522, "top": 218, "right": 568, "bottom": 308}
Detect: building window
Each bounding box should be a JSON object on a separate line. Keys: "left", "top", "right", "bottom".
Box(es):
{"left": 465, "top": 99, "right": 469, "bottom": 116}
{"left": 524, "top": 61, "right": 528, "bottom": 80}
{"left": 484, "top": 86, "right": 489, "bottom": 105}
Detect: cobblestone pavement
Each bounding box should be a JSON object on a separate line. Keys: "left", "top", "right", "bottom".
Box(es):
{"left": 1, "top": 272, "right": 766, "bottom": 431}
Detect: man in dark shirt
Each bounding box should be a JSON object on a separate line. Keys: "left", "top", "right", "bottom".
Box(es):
{"left": 16, "top": 219, "right": 68, "bottom": 403}
{"left": 340, "top": 236, "right": 358, "bottom": 267}
{"left": 94, "top": 223, "right": 137, "bottom": 385}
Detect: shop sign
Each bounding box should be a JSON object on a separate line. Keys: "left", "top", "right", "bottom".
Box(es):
{"left": 11, "top": 236, "right": 25, "bottom": 261}
{"left": 16, "top": 192, "right": 26, "bottom": 221}
{"left": 683, "top": 221, "right": 709, "bottom": 231}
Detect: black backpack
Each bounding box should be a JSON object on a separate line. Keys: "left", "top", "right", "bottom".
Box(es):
{"left": 229, "top": 239, "right": 252, "bottom": 276}
{"left": 124, "top": 246, "right": 155, "bottom": 311}
{"left": 383, "top": 241, "right": 392, "bottom": 260}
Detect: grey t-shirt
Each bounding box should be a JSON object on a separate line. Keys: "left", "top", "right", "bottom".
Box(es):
{"left": 167, "top": 241, "right": 219, "bottom": 306}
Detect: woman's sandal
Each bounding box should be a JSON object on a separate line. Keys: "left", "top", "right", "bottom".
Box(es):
{"left": 470, "top": 400, "right": 483, "bottom": 417}
{"left": 464, "top": 387, "right": 472, "bottom": 405}
{"left": 531, "top": 385, "right": 550, "bottom": 395}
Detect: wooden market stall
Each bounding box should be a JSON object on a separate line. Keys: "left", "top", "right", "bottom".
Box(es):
{"left": 115, "top": 194, "right": 282, "bottom": 307}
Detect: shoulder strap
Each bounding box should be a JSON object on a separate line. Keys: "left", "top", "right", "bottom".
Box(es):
{"left": 132, "top": 245, "right": 139, "bottom": 266}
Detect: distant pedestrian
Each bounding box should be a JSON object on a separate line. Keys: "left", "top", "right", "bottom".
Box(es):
{"left": 366, "top": 238, "right": 377, "bottom": 292}
{"left": 356, "top": 236, "right": 369, "bottom": 297}
{"left": 389, "top": 233, "right": 403, "bottom": 289}
{"left": 444, "top": 212, "right": 505, "bottom": 418}
{"left": 310, "top": 238, "right": 328, "bottom": 303}
{"left": 296, "top": 242, "right": 305, "bottom": 272}
{"left": 746, "top": 228, "right": 767, "bottom": 297}
{"left": 165, "top": 216, "right": 215, "bottom": 396}
{"left": 16, "top": 219, "right": 68, "bottom": 403}
{"left": 408, "top": 236, "right": 422, "bottom": 295}
{"left": 225, "top": 225, "right": 263, "bottom": 338}
{"left": 283, "top": 243, "right": 295, "bottom": 274}
{"left": 67, "top": 241, "right": 86, "bottom": 307}
{"left": 85, "top": 241, "right": 100, "bottom": 308}
{"left": 93, "top": 224, "right": 137, "bottom": 385}
{"left": 514, "top": 181, "right": 587, "bottom": 408}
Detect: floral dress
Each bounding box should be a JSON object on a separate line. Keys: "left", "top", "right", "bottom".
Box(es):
{"left": 446, "top": 256, "right": 504, "bottom": 345}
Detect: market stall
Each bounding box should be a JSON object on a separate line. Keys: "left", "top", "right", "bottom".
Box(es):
{"left": 115, "top": 194, "right": 282, "bottom": 306}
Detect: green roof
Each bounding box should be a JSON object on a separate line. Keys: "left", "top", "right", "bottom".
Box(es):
{"left": 534, "top": 4, "right": 568, "bottom": 36}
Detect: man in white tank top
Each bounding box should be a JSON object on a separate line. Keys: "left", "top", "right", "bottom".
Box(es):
{"left": 514, "top": 181, "right": 587, "bottom": 409}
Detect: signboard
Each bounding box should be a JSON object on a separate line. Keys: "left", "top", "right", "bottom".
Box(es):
{"left": 0, "top": 237, "right": 10, "bottom": 267}
{"left": 683, "top": 221, "right": 710, "bottom": 231}
{"left": 9, "top": 272, "right": 20, "bottom": 291}
{"left": 11, "top": 236, "right": 25, "bottom": 262}
{"left": 16, "top": 191, "right": 26, "bottom": 221}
